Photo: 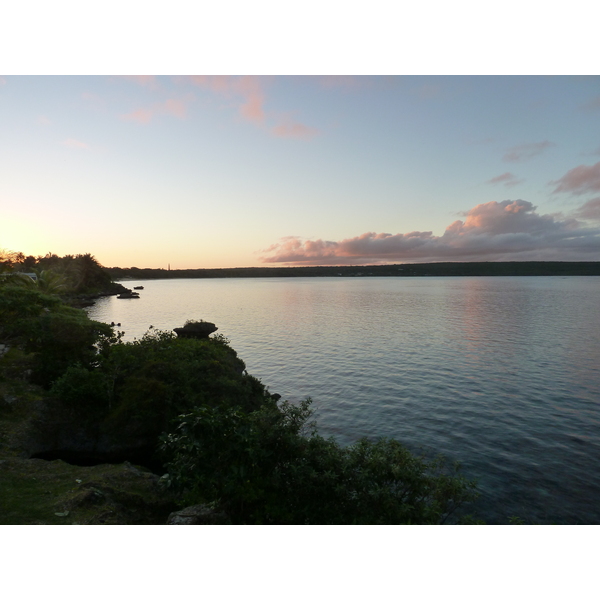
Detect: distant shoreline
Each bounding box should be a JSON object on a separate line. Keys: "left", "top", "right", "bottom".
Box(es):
{"left": 107, "top": 261, "right": 600, "bottom": 280}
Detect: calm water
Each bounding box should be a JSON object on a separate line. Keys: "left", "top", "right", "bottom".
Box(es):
{"left": 87, "top": 276, "right": 600, "bottom": 524}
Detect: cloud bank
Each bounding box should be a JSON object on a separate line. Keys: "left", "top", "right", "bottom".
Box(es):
{"left": 261, "top": 200, "right": 600, "bottom": 265}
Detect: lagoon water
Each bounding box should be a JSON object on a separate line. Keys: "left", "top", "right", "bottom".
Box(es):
{"left": 86, "top": 276, "right": 600, "bottom": 524}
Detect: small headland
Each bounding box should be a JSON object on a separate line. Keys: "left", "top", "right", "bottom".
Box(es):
{"left": 1, "top": 279, "right": 480, "bottom": 525}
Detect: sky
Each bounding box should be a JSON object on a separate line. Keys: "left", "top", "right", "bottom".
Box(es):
{"left": 2, "top": 75, "right": 600, "bottom": 269}
{"left": 2, "top": 1, "right": 598, "bottom": 586}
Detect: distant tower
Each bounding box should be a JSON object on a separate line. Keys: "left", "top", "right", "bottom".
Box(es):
{"left": 168, "top": 263, "right": 170, "bottom": 271}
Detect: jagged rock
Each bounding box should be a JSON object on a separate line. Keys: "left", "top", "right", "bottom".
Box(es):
{"left": 167, "top": 504, "right": 229, "bottom": 525}
{"left": 173, "top": 321, "right": 218, "bottom": 339}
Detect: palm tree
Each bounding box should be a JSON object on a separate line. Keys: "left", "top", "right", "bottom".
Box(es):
{"left": 11, "top": 268, "right": 69, "bottom": 294}
{"left": 71, "top": 254, "right": 112, "bottom": 292}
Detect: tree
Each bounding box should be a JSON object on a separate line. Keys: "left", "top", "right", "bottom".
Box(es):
{"left": 0, "top": 248, "right": 24, "bottom": 273}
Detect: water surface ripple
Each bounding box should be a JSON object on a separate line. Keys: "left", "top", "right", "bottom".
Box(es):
{"left": 87, "top": 276, "right": 600, "bottom": 524}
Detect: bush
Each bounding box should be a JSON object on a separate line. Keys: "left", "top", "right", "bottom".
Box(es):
{"left": 0, "top": 285, "right": 115, "bottom": 387}
{"left": 48, "top": 329, "right": 276, "bottom": 454}
{"left": 160, "top": 398, "right": 478, "bottom": 524}
{"left": 50, "top": 365, "right": 111, "bottom": 419}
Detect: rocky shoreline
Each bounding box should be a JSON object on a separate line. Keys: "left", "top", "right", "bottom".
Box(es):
{"left": 61, "top": 282, "right": 130, "bottom": 308}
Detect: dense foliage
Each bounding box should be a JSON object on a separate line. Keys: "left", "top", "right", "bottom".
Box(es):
{"left": 160, "top": 398, "right": 478, "bottom": 524}
{"left": 0, "top": 284, "right": 115, "bottom": 386}
{"left": 1, "top": 249, "right": 114, "bottom": 294}
{"left": 51, "top": 329, "right": 270, "bottom": 440}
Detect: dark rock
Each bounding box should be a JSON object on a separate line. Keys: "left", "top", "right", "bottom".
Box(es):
{"left": 173, "top": 321, "right": 218, "bottom": 339}
{"left": 117, "top": 290, "right": 140, "bottom": 299}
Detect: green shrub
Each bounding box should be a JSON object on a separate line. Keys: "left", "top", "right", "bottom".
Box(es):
{"left": 50, "top": 365, "right": 111, "bottom": 419}
{"left": 160, "top": 398, "right": 479, "bottom": 524}
{"left": 47, "top": 329, "right": 275, "bottom": 454}
{"left": 0, "top": 285, "right": 115, "bottom": 387}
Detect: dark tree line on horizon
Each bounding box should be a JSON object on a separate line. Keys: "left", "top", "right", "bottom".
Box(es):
{"left": 107, "top": 261, "right": 600, "bottom": 280}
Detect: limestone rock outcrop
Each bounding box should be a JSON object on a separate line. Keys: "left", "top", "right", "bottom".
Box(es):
{"left": 173, "top": 320, "right": 218, "bottom": 339}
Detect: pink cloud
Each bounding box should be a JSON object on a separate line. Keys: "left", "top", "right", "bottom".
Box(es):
{"left": 261, "top": 200, "right": 600, "bottom": 265}
{"left": 121, "top": 75, "right": 159, "bottom": 89}
{"left": 122, "top": 107, "right": 154, "bottom": 123}
{"left": 574, "top": 197, "right": 600, "bottom": 221}
{"left": 272, "top": 120, "right": 319, "bottom": 139}
{"left": 552, "top": 161, "right": 600, "bottom": 195}
{"left": 181, "top": 76, "right": 321, "bottom": 139}
{"left": 164, "top": 98, "right": 186, "bottom": 118}
{"left": 188, "top": 75, "right": 265, "bottom": 123}
{"left": 62, "top": 138, "right": 89, "bottom": 149}
{"left": 487, "top": 172, "right": 524, "bottom": 187}
{"left": 503, "top": 141, "right": 555, "bottom": 162}
{"left": 121, "top": 97, "right": 188, "bottom": 123}
{"left": 236, "top": 76, "right": 265, "bottom": 123}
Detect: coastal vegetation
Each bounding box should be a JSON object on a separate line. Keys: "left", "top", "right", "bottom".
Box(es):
{"left": 0, "top": 265, "right": 479, "bottom": 524}
{"left": 4, "top": 249, "right": 599, "bottom": 284}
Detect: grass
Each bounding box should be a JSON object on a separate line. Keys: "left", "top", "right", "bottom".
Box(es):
{"left": 0, "top": 458, "right": 176, "bottom": 525}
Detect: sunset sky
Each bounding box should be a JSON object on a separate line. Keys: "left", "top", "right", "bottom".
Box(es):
{"left": 2, "top": 75, "right": 600, "bottom": 268}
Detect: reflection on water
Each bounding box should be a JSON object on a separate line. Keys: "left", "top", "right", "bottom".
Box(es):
{"left": 87, "top": 276, "right": 600, "bottom": 523}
